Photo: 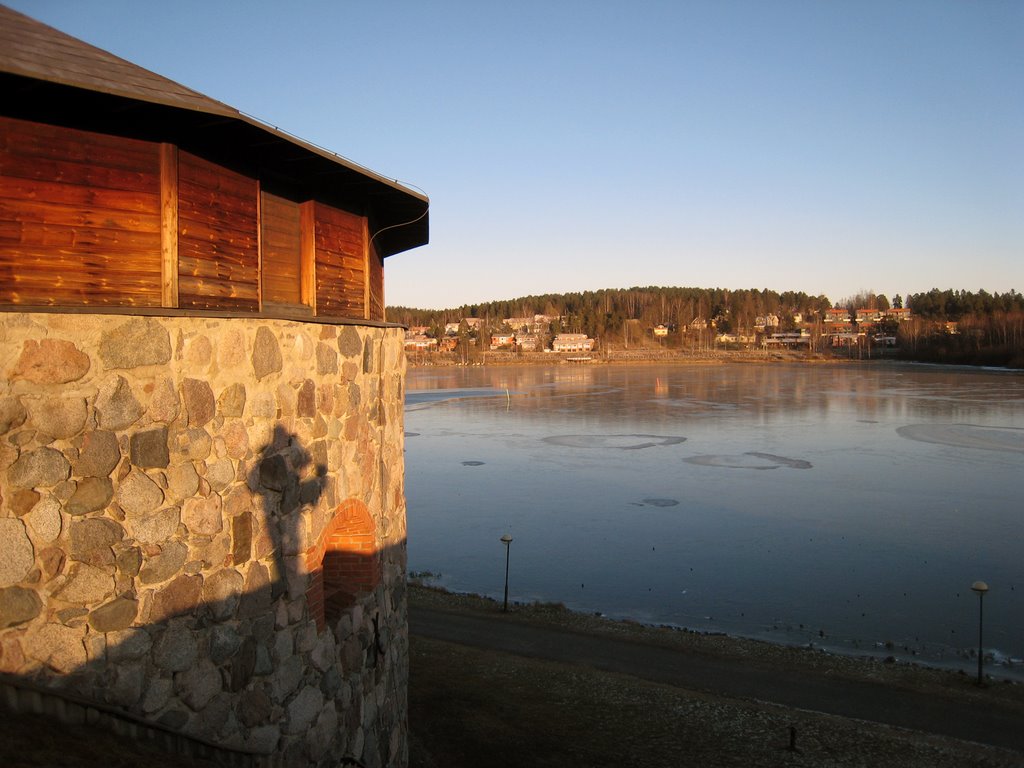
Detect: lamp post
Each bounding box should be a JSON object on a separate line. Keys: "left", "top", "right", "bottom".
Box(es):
{"left": 971, "top": 580, "right": 989, "bottom": 685}
{"left": 500, "top": 534, "right": 513, "bottom": 612}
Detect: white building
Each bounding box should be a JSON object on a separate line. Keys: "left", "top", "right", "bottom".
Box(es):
{"left": 553, "top": 333, "right": 595, "bottom": 353}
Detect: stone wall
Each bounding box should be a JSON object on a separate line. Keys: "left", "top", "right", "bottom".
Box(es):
{"left": 0, "top": 312, "right": 409, "bottom": 767}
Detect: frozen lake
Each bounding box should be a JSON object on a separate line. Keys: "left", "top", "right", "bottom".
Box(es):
{"left": 404, "top": 362, "right": 1024, "bottom": 678}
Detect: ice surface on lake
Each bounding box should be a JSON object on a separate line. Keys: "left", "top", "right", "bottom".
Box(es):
{"left": 405, "top": 388, "right": 504, "bottom": 409}
{"left": 684, "top": 452, "right": 812, "bottom": 470}
{"left": 896, "top": 423, "right": 1024, "bottom": 454}
{"left": 405, "top": 363, "right": 1024, "bottom": 680}
{"left": 543, "top": 434, "right": 687, "bottom": 449}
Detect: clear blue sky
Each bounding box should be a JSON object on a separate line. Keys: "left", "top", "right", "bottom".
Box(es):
{"left": 10, "top": 0, "right": 1023, "bottom": 310}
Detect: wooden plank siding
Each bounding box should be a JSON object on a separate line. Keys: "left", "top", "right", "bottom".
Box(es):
{"left": 368, "top": 245, "right": 385, "bottom": 321}
{"left": 314, "top": 204, "right": 368, "bottom": 319}
{"left": 300, "top": 201, "right": 316, "bottom": 313}
{"left": 0, "top": 116, "right": 162, "bottom": 306}
{"left": 260, "top": 191, "right": 303, "bottom": 308}
{"left": 160, "top": 143, "right": 178, "bottom": 307}
{"left": 1, "top": 117, "right": 388, "bottom": 320}
{"left": 176, "top": 151, "right": 259, "bottom": 311}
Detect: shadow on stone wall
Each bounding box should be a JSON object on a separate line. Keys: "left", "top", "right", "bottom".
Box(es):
{"left": 1, "top": 424, "right": 404, "bottom": 767}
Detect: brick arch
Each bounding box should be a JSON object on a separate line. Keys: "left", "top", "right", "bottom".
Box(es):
{"left": 306, "top": 499, "right": 380, "bottom": 631}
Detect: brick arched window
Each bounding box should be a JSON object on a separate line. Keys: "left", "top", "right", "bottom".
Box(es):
{"left": 306, "top": 499, "right": 380, "bottom": 631}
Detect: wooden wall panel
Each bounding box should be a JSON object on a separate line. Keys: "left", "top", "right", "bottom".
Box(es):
{"left": 1, "top": 117, "right": 390, "bottom": 322}
{"left": 160, "top": 144, "right": 178, "bottom": 308}
{"left": 0, "top": 116, "right": 162, "bottom": 306}
{"left": 177, "top": 151, "right": 259, "bottom": 311}
{"left": 300, "top": 201, "right": 316, "bottom": 312}
{"left": 314, "top": 204, "right": 367, "bottom": 319}
{"left": 260, "top": 191, "right": 302, "bottom": 306}
{"left": 368, "top": 244, "right": 384, "bottom": 321}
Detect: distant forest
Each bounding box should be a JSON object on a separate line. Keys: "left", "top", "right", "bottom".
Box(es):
{"left": 389, "top": 286, "right": 1024, "bottom": 368}
{"left": 899, "top": 288, "right": 1024, "bottom": 368}
{"left": 389, "top": 286, "right": 833, "bottom": 337}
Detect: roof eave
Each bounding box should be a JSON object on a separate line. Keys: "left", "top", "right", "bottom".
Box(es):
{"left": 3, "top": 73, "right": 429, "bottom": 257}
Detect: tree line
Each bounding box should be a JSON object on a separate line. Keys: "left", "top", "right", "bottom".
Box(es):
{"left": 389, "top": 286, "right": 832, "bottom": 344}
{"left": 904, "top": 288, "right": 1024, "bottom": 320}
{"left": 389, "top": 285, "right": 1023, "bottom": 367}
{"left": 898, "top": 289, "right": 1024, "bottom": 368}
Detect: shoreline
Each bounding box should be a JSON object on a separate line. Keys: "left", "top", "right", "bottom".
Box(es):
{"left": 409, "top": 581, "right": 1024, "bottom": 686}
{"left": 408, "top": 348, "right": 859, "bottom": 367}
{"left": 407, "top": 347, "right": 1024, "bottom": 370}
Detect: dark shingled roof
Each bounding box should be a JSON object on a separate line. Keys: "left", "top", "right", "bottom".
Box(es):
{"left": 0, "top": 4, "right": 238, "bottom": 117}
{"left": 0, "top": 4, "right": 428, "bottom": 258}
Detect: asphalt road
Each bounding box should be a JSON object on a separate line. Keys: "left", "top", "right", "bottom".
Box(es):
{"left": 409, "top": 605, "right": 1024, "bottom": 755}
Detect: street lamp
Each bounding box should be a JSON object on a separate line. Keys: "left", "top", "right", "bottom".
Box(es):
{"left": 500, "top": 534, "right": 513, "bottom": 612}
{"left": 971, "top": 580, "right": 989, "bottom": 685}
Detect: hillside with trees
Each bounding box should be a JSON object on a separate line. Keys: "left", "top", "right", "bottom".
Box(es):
{"left": 390, "top": 286, "right": 832, "bottom": 345}
{"left": 389, "top": 286, "right": 1024, "bottom": 368}
{"left": 900, "top": 289, "right": 1024, "bottom": 367}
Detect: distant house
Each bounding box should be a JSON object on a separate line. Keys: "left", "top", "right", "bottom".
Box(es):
{"left": 689, "top": 317, "right": 708, "bottom": 331}
{"left": 552, "top": 333, "right": 595, "bottom": 353}
{"left": 490, "top": 332, "right": 515, "bottom": 350}
{"left": 653, "top": 324, "right": 669, "bottom": 337}
{"left": 516, "top": 334, "right": 540, "bottom": 351}
{"left": 828, "top": 321, "right": 855, "bottom": 334}
{"left": 764, "top": 331, "right": 811, "bottom": 347}
{"left": 885, "top": 308, "right": 912, "bottom": 322}
{"left": 498, "top": 315, "right": 559, "bottom": 334}
{"left": 438, "top": 336, "right": 458, "bottom": 352}
{"left": 855, "top": 308, "right": 883, "bottom": 324}
{"left": 503, "top": 317, "right": 535, "bottom": 333}
{"left": 405, "top": 335, "right": 438, "bottom": 351}
{"left": 755, "top": 314, "right": 780, "bottom": 331}
{"left": 718, "top": 332, "right": 758, "bottom": 345}
{"left": 825, "top": 309, "right": 851, "bottom": 323}
{"left": 830, "top": 332, "right": 863, "bottom": 347}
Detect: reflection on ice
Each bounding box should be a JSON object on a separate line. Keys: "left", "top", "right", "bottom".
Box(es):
{"left": 639, "top": 498, "right": 680, "bottom": 507}
{"left": 684, "top": 452, "right": 813, "bottom": 470}
{"left": 543, "top": 434, "right": 687, "bottom": 449}
{"left": 405, "top": 388, "right": 504, "bottom": 409}
{"left": 896, "top": 423, "right": 1024, "bottom": 454}
{"left": 660, "top": 398, "right": 739, "bottom": 411}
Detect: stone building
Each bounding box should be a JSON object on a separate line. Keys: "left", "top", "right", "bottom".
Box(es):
{"left": 0, "top": 7, "right": 427, "bottom": 766}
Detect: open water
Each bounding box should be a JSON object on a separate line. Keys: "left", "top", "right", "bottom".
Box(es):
{"left": 404, "top": 362, "right": 1024, "bottom": 679}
